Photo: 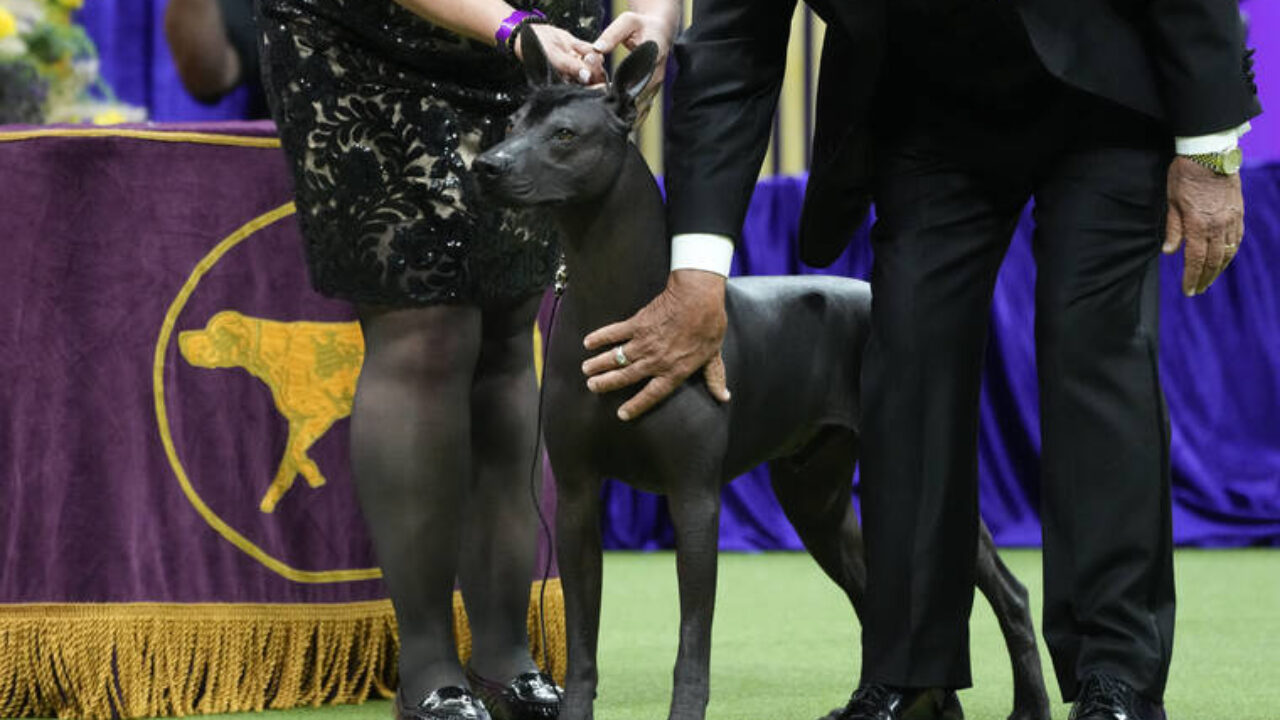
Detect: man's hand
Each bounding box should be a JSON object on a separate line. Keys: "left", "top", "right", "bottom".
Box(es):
{"left": 582, "top": 270, "right": 731, "bottom": 421}
{"left": 1163, "top": 156, "right": 1245, "bottom": 296}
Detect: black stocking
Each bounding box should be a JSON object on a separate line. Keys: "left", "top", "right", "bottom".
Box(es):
{"left": 458, "top": 294, "right": 545, "bottom": 683}
{"left": 351, "top": 303, "right": 482, "bottom": 700}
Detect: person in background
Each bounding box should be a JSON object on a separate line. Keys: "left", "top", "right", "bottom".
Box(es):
{"left": 165, "top": 0, "right": 268, "bottom": 116}
{"left": 254, "top": 2, "right": 678, "bottom": 720}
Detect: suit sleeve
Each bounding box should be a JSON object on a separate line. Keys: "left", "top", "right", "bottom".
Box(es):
{"left": 1144, "top": 0, "right": 1261, "bottom": 135}
{"left": 665, "top": 0, "right": 798, "bottom": 241}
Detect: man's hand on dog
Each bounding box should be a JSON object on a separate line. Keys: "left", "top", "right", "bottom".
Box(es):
{"left": 582, "top": 270, "right": 731, "bottom": 421}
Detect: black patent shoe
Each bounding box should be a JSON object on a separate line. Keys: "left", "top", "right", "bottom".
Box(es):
{"left": 465, "top": 666, "right": 561, "bottom": 720}
{"left": 1069, "top": 673, "right": 1166, "bottom": 720}
{"left": 833, "top": 683, "right": 963, "bottom": 720}
{"left": 396, "top": 686, "right": 491, "bottom": 720}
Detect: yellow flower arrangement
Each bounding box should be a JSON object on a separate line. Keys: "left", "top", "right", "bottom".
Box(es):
{"left": 0, "top": 0, "right": 145, "bottom": 124}
{"left": 0, "top": 9, "right": 17, "bottom": 40}
{"left": 91, "top": 108, "right": 124, "bottom": 124}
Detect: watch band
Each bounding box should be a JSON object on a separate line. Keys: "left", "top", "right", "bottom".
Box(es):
{"left": 1184, "top": 147, "right": 1243, "bottom": 175}
{"left": 495, "top": 8, "right": 547, "bottom": 55}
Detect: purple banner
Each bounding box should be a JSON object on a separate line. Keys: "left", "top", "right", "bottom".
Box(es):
{"left": 0, "top": 124, "right": 390, "bottom": 603}
{"left": 0, "top": 123, "right": 563, "bottom": 718}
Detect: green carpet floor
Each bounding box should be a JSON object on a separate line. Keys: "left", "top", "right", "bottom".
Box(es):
{"left": 98, "top": 549, "right": 1280, "bottom": 720}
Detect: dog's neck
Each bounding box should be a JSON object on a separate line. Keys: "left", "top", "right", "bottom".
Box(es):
{"left": 550, "top": 145, "right": 670, "bottom": 329}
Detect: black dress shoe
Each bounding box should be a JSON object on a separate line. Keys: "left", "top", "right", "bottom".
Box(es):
{"left": 833, "top": 683, "right": 964, "bottom": 720}
{"left": 465, "top": 666, "right": 562, "bottom": 720}
{"left": 1069, "top": 673, "right": 1167, "bottom": 720}
{"left": 396, "top": 686, "right": 492, "bottom": 720}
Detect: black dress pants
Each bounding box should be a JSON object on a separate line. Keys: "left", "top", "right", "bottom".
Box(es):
{"left": 858, "top": 88, "right": 1176, "bottom": 703}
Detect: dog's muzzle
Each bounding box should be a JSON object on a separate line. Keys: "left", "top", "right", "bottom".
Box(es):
{"left": 472, "top": 151, "right": 513, "bottom": 180}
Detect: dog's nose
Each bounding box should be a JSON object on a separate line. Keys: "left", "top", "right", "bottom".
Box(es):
{"left": 473, "top": 152, "right": 512, "bottom": 178}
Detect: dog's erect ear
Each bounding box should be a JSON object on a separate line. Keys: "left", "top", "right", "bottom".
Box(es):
{"left": 608, "top": 41, "right": 659, "bottom": 121}
{"left": 520, "top": 24, "right": 556, "bottom": 87}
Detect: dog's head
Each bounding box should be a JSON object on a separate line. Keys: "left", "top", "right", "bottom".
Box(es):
{"left": 179, "top": 311, "right": 253, "bottom": 369}
{"left": 473, "top": 26, "right": 658, "bottom": 207}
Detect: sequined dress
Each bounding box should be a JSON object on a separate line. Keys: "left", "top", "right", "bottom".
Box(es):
{"left": 257, "top": 0, "right": 601, "bottom": 306}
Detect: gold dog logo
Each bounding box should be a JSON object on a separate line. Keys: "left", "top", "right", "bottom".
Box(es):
{"left": 156, "top": 202, "right": 380, "bottom": 583}
{"left": 178, "top": 311, "right": 365, "bottom": 513}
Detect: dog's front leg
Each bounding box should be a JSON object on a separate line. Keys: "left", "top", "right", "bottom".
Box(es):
{"left": 666, "top": 480, "right": 721, "bottom": 720}
{"left": 555, "top": 466, "right": 604, "bottom": 720}
{"left": 975, "top": 521, "right": 1050, "bottom": 720}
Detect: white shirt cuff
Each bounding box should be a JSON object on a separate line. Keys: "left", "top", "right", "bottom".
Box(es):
{"left": 671, "top": 233, "right": 734, "bottom": 277}
{"left": 1175, "top": 122, "right": 1252, "bottom": 155}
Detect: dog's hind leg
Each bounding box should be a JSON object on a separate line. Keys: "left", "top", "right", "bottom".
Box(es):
{"left": 769, "top": 427, "right": 866, "bottom": 621}
{"left": 554, "top": 463, "right": 604, "bottom": 720}
{"left": 975, "top": 522, "right": 1051, "bottom": 720}
{"left": 665, "top": 472, "right": 722, "bottom": 720}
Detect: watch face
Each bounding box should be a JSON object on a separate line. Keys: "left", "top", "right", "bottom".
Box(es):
{"left": 1223, "top": 147, "right": 1243, "bottom": 174}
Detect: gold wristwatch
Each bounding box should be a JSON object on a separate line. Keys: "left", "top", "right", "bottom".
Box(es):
{"left": 1184, "top": 147, "right": 1243, "bottom": 175}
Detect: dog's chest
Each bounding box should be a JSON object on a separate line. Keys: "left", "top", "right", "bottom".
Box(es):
{"left": 543, "top": 368, "right": 723, "bottom": 493}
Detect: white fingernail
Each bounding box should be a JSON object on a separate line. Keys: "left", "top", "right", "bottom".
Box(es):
{"left": 592, "top": 42, "right": 605, "bottom": 52}
{"left": 618, "top": 409, "right": 631, "bottom": 421}
{"left": 578, "top": 68, "right": 591, "bottom": 83}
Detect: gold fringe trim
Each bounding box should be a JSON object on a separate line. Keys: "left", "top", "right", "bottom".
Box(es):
{"left": 0, "top": 579, "right": 565, "bottom": 719}
{"left": 0, "top": 128, "right": 281, "bottom": 148}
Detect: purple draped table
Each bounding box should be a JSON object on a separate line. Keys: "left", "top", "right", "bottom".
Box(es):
{"left": 0, "top": 123, "right": 564, "bottom": 719}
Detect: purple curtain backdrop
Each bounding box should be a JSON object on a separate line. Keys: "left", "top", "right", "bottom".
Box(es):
{"left": 601, "top": 168, "right": 1280, "bottom": 551}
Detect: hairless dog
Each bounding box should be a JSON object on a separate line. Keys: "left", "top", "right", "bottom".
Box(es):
{"left": 474, "top": 28, "right": 1050, "bottom": 720}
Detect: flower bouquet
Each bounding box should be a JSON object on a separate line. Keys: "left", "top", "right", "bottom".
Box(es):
{"left": 0, "top": 0, "right": 145, "bottom": 125}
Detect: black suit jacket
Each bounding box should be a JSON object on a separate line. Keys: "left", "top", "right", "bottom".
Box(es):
{"left": 665, "top": 0, "right": 1262, "bottom": 267}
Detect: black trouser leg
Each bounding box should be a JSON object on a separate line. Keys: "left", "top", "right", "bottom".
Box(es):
{"left": 860, "top": 136, "right": 1025, "bottom": 690}
{"left": 1032, "top": 120, "right": 1175, "bottom": 704}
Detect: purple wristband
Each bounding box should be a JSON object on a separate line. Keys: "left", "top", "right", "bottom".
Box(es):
{"left": 495, "top": 8, "right": 547, "bottom": 54}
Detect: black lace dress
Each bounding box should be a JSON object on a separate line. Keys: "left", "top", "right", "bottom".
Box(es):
{"left": 257, "top": 0, "right": 601, "bottom": 306}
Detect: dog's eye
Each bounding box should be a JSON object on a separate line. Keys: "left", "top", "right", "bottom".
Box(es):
{"left": 553, "top": 128, "right": 576, "bottom": 142}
